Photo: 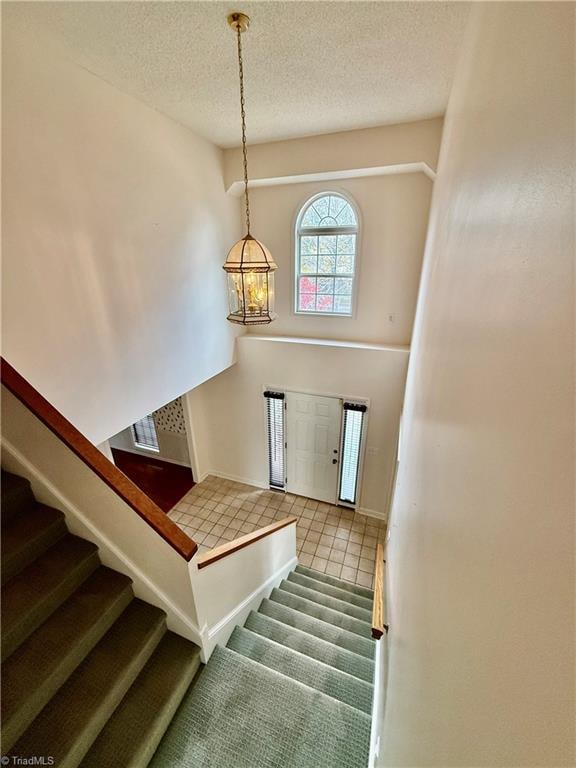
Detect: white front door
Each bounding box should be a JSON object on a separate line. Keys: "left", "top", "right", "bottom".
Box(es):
{"left": 285, "top": 392, "right": 342, "bottom": 504}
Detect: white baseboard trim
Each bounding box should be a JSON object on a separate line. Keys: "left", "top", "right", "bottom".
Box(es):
{"left": 368, "top": 633, "right": 388, "bottom": 768}
{"left": 204, "top": 469, "right": 269, "bottom": 490}
{"left": 202, "top": 555, "right": 298, "bottom": 659}
{"left": 2, "top": 439, "right": 203, "bottom": 647}
{"left": 358, "top": 506, "right": 387, "bottom": 522}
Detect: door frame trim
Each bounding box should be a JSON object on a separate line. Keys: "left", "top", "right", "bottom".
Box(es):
{"left": 262, "top": 384, "right": 370, "bottom": 508}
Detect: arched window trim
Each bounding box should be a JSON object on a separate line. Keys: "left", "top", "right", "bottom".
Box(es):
{"left": 293, "top": 190, "right": 360, "bottom": 317}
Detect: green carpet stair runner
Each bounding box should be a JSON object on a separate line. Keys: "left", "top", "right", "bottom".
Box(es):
{"left": 1, "top": 470, "right": 376, "bottom": 767}
{"left": 0, "top": 471, "right": 202, "bottom": 766}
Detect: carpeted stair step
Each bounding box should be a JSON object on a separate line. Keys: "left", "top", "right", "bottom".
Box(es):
{"left": 258, "top": 599, "right": 375, "bottom": 659}
{"left": 295, "top": 564, "right": 374, "bottom": 600}
{"left": 270, "top": 588, "right": 373, "bottom": 639}
{"left": 279, "top": 579, "right": 372, "bottom": 623}
{"left": 288, "top": 570, "right": 373, "bottom": 612}
{"left": 245, "top": 611, "right": 374, "bottom": 682}
{"left": 8, "top": 600, "right": 166, "bottom": 768}
{"left": 1, "top": 567, "right": 133, "bottom": 751}
{"left": 82, "top": 632, "right": 202, "bottom": 768}
{"left": 228, "top": 626, "right": 373, "bottom": 714}
{"left": 149, "top": 645, "right": 371, "bottom": 768}
{"left": 1, "top": 534, "right": 100, "bottom": 661}
{"left": 1, "top": 504, "right": 67, "bottom": 585}
{"left": 1, "top": 471, "right": 34, "bottom": 523}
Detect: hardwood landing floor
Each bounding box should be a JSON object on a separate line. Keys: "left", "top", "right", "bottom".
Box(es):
{"left": 111, "top": 448, "right": 194, "bottom": 513}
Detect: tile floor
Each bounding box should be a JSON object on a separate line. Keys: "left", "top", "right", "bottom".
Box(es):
{"left": 168, "top": 475, "right": 387, "bottom": 589}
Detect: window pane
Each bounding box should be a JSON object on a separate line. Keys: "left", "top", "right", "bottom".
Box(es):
{"left": 299, "top": 276, "right": 317, "bottom": 293}
{"left": 301, "top": 235, "right": 317, "bottom": 254}
{"left": 328, "top": 195, "right": 346, "bottom": 219}
{"left": 334, "top": 295, "right": 352, "bottom": 314}
{"left": 335, "top": 202, "right": 357, "bottom": 226}
{"left": 299, "top": 294, "right": 314, "bottom": 311}
{"left": 336, "top": 253, "right": 355, "bottom": 274}
{"left": 335, "top": 277, "right": 353, "bottom": 295}
{"left": 319, "top": 235, "right": 337, "bottom": 254}
{"left": 300, "top": 253, "right": 317, "bottom": 274}
{"left": 337, "top": 234, "right": 356, "bottom": 254}
{"left": 300, "top": 206, "right": 321, "bottom": 227}
{"left": 339, "top": 408, "right": 365, "bottom": 503}
{"left": 132, "top": 415, "right": 159, "bottom": 451}
{"left": 316, "top": 294, "right": 334, "bottom": 312}
{"left": 313, "top": 196, "right": 329, "bottom": 218}
{"left": 317, "top": 277, "right": 334, "bottom": 294}
{"left": 318, "top": 253, "right": 336, "bottom": 274}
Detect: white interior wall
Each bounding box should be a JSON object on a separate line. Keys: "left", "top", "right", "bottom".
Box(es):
{"left": 246, "top": 174, "right": 432, "bottom": 345}
{"left": 378, "top": 4, "right": 575, "bottom": 766}
{"left": 1, "top": 12, "right": 242, "bottom": 446}
{"left": 186, "top": 336, "right": 409, "bottom": 519}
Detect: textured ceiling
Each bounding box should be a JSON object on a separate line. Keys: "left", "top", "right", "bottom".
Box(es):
{"left": 6, "top": 1, "right": 470, "bottom": 148}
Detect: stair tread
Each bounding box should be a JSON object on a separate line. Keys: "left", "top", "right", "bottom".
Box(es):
{"left": 228, "top": 627, "right": 373, "bottom": 714}
{"left": 1, "top": 567, "right": 133, "bottom": 751}
{"left": 259, "top": 599, "right": 375, "bottom": 659}
{"left": 1, "top": 534, "right": 100, "bottom": 660}
{"left": 245, "top": 611, "right": 374, "bottom": 682}
{"left": 1, "top": 471, "right": 34, "bottom": 522}
{"left": 8, "top": 600, "right": 166, "bottom": 768}
{"left": 1, "top": 504, "right": 67, "bottom": 584}
{"left": 280, "top": 579, "right": 372, "bottom": 623}
{"left": 288, "top": 570, "right": 373, "bottom": 611}
{"left": 270, "top": 587, "right": 373, "bottom": 639}
{"left": 82, "top": 632, "right": 202, "bottom": 768}
{"left": 149, "top": 645, "right": 370, "bottom": 768}
{"left": 295, "top": 564, "right": 374, "bottom": 599}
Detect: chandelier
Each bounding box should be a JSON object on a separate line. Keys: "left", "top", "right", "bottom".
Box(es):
{"left": 223, "top": 12, "right": 277, "bottom": 325}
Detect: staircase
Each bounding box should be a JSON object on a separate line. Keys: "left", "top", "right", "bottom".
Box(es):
{"left": 150, "top": 565, "right": 374, "bottom": 768}
{"left": 1, "top": 471, "right": 202, "bottom": 766}
{"left": 1, "top": 470, "right": 375, "bottom": 767}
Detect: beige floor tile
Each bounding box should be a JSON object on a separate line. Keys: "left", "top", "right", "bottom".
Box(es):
{"left": 301, "top": 540, "right": 317, "bottom": 555}
{"left": 325, "top": 562, "right": 343, "bottom": 578}
{"left": 346, "top": 542, "right": 362, "bottom": 557}
{"left": 328, "top": 548, "right": 345, "bottom": 564}
{"left": 306, "top": 530, "right": 321, "bottom": 544}
{"left": 343, "top": 552, "right": 359, "bottom": 568}
{"left": 332, "top": 538, "right": 347, "bottom": 552}
{"left": 355, "top": 570, "right": 374, "bottom": 589}
{"left": 319, "top": 534, "right": 335, "bottom": 548}
{"left": 358, "top": 557, "right": 375, "bottom": 574}
{"left": 299, "top": 553, "right": 314, "bottom": 567}
{"left": 203, "top": 533, "right": 218, "bottom": 548}
{"left": 340, "top": 566, "right": 357, "bottom": 582}
{"left": 309, "top": 520, "right": 324, "bottom": 533}
{"left": 315, "top": 544, "right": 331, "bottom": 560}
{"left": 311, "top": 556, "right": 328, "bottom": 573}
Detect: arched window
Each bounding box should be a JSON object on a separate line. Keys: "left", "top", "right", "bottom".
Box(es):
{"left": 295, "top": 192, "right": 359, "bottom": 316}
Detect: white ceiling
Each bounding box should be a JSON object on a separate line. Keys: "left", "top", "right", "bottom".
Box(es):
{"left": 7, "top": 1, "right": 470, "bottom": 148}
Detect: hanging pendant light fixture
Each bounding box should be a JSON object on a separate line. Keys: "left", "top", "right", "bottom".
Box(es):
{"left": 223, "top": 12, "right": 277, "bottom": 325}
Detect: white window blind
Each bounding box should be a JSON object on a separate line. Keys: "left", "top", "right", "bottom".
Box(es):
{"left": 131, "top": 414, "right": 159, "bottom": 451}
{"left": 338, "top": 402, "right": 367, "bottom": 504}
{"left": 264, "top": 391, "right": 285, "bottom": 489}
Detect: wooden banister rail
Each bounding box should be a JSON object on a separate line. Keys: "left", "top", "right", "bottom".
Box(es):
{"left": 372, "top": 541, "right": 387, "bottom": 639}
{"left": 197, "top": 515, "right": 298, "bottom": 569}
{"left": 1, "top": 358, "right": 197, "bottom": 561}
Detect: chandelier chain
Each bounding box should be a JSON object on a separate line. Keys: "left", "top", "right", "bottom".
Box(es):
{"left": 236, "top": 24, "right": 251, "bottom": 235}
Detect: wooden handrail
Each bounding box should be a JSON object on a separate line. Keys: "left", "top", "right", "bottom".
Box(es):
{"left": 197, "top": 515, "right": 298, "bottom": 569}
{"left": 1, "top": 358, "right": 197, "bottom": 561}
{"left": 372, "top": 541, "right": 387, "bottom": 639}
